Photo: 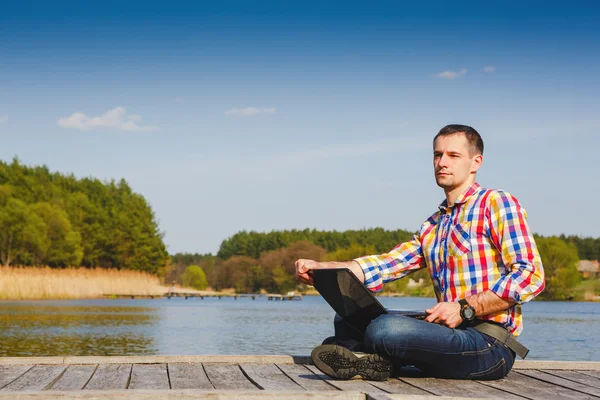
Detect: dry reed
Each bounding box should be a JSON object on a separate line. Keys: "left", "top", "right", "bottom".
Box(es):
{"left": 0, "top": 266, "right": 168, "bottom": 300}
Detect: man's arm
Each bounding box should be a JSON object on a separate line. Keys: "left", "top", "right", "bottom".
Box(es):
{"left": 296, "top": 260, "right": 364, "bottom": 286}
{"left": 425, "top": 291, "right": 516, "bottom": 328}
{"left": 296, "top": 234, "right": 426, "bottom": 291}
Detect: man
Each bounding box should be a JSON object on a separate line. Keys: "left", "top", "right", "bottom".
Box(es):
{"left": 296, "top": 125, "right": 545, "bottom": 381}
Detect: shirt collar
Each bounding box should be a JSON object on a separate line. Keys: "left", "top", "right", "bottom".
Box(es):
{"left": 438, "top": 182, "right": 482, "bottom": 211}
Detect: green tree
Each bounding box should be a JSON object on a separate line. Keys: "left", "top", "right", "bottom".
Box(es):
{"left": 325, "top": 243, "right": 377, "bottom": 262}
{"left": 536, "top": 236, "right": 581, "bottom": 300}
{"left": 31, "top": 202, "right": 83, "bottom": 267}
{"left": 180, "top": 265, "right": 208, "bottom": 290}
{"left": 272, "top": 265, "right": 295, "bottom": 293}
{"left": 0, "top": 197, "right": 47, "bottom": 266}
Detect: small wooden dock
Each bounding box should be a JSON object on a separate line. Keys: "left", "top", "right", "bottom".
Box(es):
{"left": 1, "top": 356, "right": 599, "bottom": 399}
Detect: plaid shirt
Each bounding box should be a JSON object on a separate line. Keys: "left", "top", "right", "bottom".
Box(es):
{"left": 355, "top": 182, "right": 545, "bottom": 336}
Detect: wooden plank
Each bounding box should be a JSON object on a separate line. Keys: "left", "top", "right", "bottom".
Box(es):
{"left": 203, "top": 363, "right": 259, "bottom": 390}
{"left": 167, "top": 362, "right": 213, "bottom": 389}
{"left": 478, "top": 371, "right": 589, "bottom": 400}
{"left": 49, "top": 365, "right": 97, "bottom": 391}
{"left": 368, "top": 378, "right": 433, "bottom": 395}
{"left": 542, "top": 370, "right": 600, "bottom": 389}
{"left": 518, "top": 370, "right": 600, "bottom": 397}
{"left": 240, "top": 364, "right": 304, "bottom": 391}
{"left": 276, "top": 364, "right": 337, "bottom": 391}
{"left": 84, "top": 364, "right": 131, "bottom": 390}
{"left": 0, "top": 390, "right": 367, "bottom": 399}
{"left": 399, "top": 376, "right": 523, "bottom": 399}
{"left": 129, "top": 364, "right": 169, "bottom": 390}
{"left": 580, "top": 371, "right": 600, "bottom": 379}
{"left": 305, "top": 365, "right": 385, "bottom": 394}
{"left": 513, "top": 361, "right": 600, "bottom": 371}
{"left": 0, "top": 365, "right": 66, "bottom": 392}
{"left": 61, "top": 354, "right": 308, "bottom": 365}
{"left": 0, "top": 366, "right": 33, "bottom": 390}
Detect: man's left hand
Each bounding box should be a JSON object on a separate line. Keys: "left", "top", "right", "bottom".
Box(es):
{"left": 425, "top": 302, "right": 463, "bottom": 328}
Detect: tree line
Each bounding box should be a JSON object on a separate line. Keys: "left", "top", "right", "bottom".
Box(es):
{"left": 1, "top": 158, "right": 597, "bottom": 300}
{"left": 0, "top": 158, "right": 168, "bottom": 273}
{"left": 171, "top": 231, "right": 597, "bottom": 300}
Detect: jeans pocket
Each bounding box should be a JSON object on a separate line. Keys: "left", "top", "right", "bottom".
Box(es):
{"left": 467, "top": 358, "right": 506, "bottom": 380}
{"left": 448, "top": 222, "right": 472, "bottom": 257}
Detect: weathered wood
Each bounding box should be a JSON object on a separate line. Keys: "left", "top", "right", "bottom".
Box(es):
{"left": 84, "top": 364, "right": 131, "bottom": 390}
{"left": 49, "top": 365, "right": 97, "bottom": 391}
{"left": 203, "top": 363, "right": 259, "bottom": 390}
{"left": 579, "top": 371, "right": 600, "bottom": 379}
{"left": 481, "top": 370, "right": 596, "bottom": 400}
{"left": 129, "top": 364, "right": 169, "bottom": 390}
{"left": 514, "top": 361, "right": 600, "bottom": 371}
{"left": 167, "top": 362, "right": 213, "bottom": 389}
{"left": 399, "top": 376, "right": 522, "bottom": 399}
{"left": 304, "top": 365, "right": 384, "bottom": 394}
{"left": 542, "top": 370, "right": 600, "bottom": 388}
{"left": 276, "top": 364, "right": 337, "bottom": 391}
{"left": 0, "top": 365, "right": 32, "bottom": 390}
{"left": 0, "top": 389, "right": 366, "bottom": 399}
{"left": 0, "top": 358, "right": 65, "bottom": 366}
{"left": 64, "top": 355, "right": 306, "bottom": 365}
{"left": 0, "top": 365, "right": 66, "bottom": 392}
{"left": 240, "top": 364, "right": 304, "bottom": 391}
{"left": 367, "top": 378, "right": 433, "bottom": 395}
{"left": 517, "top": 370, "right": 600, "bottom": 397}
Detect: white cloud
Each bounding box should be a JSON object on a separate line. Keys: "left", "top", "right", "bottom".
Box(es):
{"left": 483, "top": 66, "right": 496, "bottom": 73}
{"left": 434, "top": 68, "right": 467, "bottom": 80}
{"left": 57, "top": 106, "right": 158, "bottom": 132}
{"left": 225, "top": 107, "right": 277, "bottom": 117}
{"left": 0, "top": 115, "right": 7, "bottom": 123}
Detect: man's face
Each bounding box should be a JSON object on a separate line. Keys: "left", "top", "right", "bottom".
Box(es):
{"left": 433, "top": 133, "right": 481, "bottom": 191}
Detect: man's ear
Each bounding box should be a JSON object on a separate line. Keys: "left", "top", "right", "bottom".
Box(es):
{"left": 471, "top": 154, "right": 483, "bottom": 173}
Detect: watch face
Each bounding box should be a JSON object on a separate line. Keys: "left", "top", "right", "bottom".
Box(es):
{"left": 464, "top": 308, "right": 475, "bottom": 319}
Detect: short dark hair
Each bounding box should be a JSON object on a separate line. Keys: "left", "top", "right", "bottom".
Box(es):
{"left": 434, "top": 124, "right": 484, "bottom": 156}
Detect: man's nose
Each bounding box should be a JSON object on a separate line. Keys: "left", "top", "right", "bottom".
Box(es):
{"left": 438, "top": 154, "right": 449, "bottom": 167}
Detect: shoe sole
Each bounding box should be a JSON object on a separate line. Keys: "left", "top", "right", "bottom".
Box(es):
{"left": 311, "top": 344, "right": 392, "bottom": 381}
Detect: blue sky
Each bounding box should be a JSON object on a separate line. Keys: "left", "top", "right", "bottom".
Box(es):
{"left": 1, "top": 1, "right": 599, "bottom": 254}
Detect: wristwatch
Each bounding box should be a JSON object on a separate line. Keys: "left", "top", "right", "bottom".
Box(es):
{"left": 458, "top": 299, "right": 476, "bottom": 322}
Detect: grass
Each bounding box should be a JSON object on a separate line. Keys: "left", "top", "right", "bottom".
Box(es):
{"left": 0, "top": 266, "right": 168, "bottom": 300}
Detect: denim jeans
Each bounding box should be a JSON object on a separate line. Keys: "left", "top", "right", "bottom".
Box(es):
{"left": 332, "top": 314, "right": 515, "bottom": 380}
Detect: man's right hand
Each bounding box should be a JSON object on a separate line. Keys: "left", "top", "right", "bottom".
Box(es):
{"left": 295, "top": 259, "right": 321, "bottom": 285}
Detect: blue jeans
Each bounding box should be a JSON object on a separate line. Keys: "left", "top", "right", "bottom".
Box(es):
{"left": 332, "top": 314, "right": 515, "bottom": 380}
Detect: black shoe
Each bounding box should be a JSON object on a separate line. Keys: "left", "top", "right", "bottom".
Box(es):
{"left": 321, "top": 336, "right": 366, "bottom": 352}
{"left": 311, "top": 344, "right": 392, "bottom": 381}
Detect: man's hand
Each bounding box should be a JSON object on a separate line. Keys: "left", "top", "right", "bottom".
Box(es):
{"left": 425, "top": 302, "right": 463, "bottom": 328}
{"left": 295, "top": 259, "right": 321, "bottom": 285}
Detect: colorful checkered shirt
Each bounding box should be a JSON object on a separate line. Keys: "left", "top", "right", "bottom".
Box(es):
{"left": 354, "top": 182, "right": 545, "bottom": 336}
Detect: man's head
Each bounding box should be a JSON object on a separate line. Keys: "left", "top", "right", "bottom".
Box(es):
{"left": 433, "top": 124, "right": 483, "bottom": 192}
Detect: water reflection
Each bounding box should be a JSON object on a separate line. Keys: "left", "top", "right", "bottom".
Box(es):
{"left": 0, "top": 303, "right": 158, "bottom": 356}
{"left": 1, "top": 306, "right": 156, "bottom": 330}
{"left": 0, "top": 333, "right": 156, "bottom": 356}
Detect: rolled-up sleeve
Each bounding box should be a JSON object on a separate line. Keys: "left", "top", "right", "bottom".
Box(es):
{"left": 354, "top": 235, "right": 425, "bottom": 292}
{"left": 488, "top": 191, "right": 545, "bottom": 304}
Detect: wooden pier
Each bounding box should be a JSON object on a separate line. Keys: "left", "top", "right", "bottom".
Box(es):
{"left": 1, "top": 356, "right": 599, "bottom": 399}
{"left": 104, "top": 293, "right": 302, "bottom": 300}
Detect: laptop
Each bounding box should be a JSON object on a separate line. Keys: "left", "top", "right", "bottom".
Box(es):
{"left": 312, "top": 268, "right": 428, "bottom": 332}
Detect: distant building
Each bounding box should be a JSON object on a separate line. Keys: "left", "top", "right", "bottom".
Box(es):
{"left": 577, "top": 260, "right": 600, "bottom": 279}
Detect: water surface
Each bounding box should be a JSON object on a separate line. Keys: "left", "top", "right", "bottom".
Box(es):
{"left": 1, "top": 296, "right": 598, "bottom": 360}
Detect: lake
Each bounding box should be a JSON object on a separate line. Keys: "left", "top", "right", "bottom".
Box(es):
{"left": 1, "top": 296, "right": 598, "bottom": 361}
